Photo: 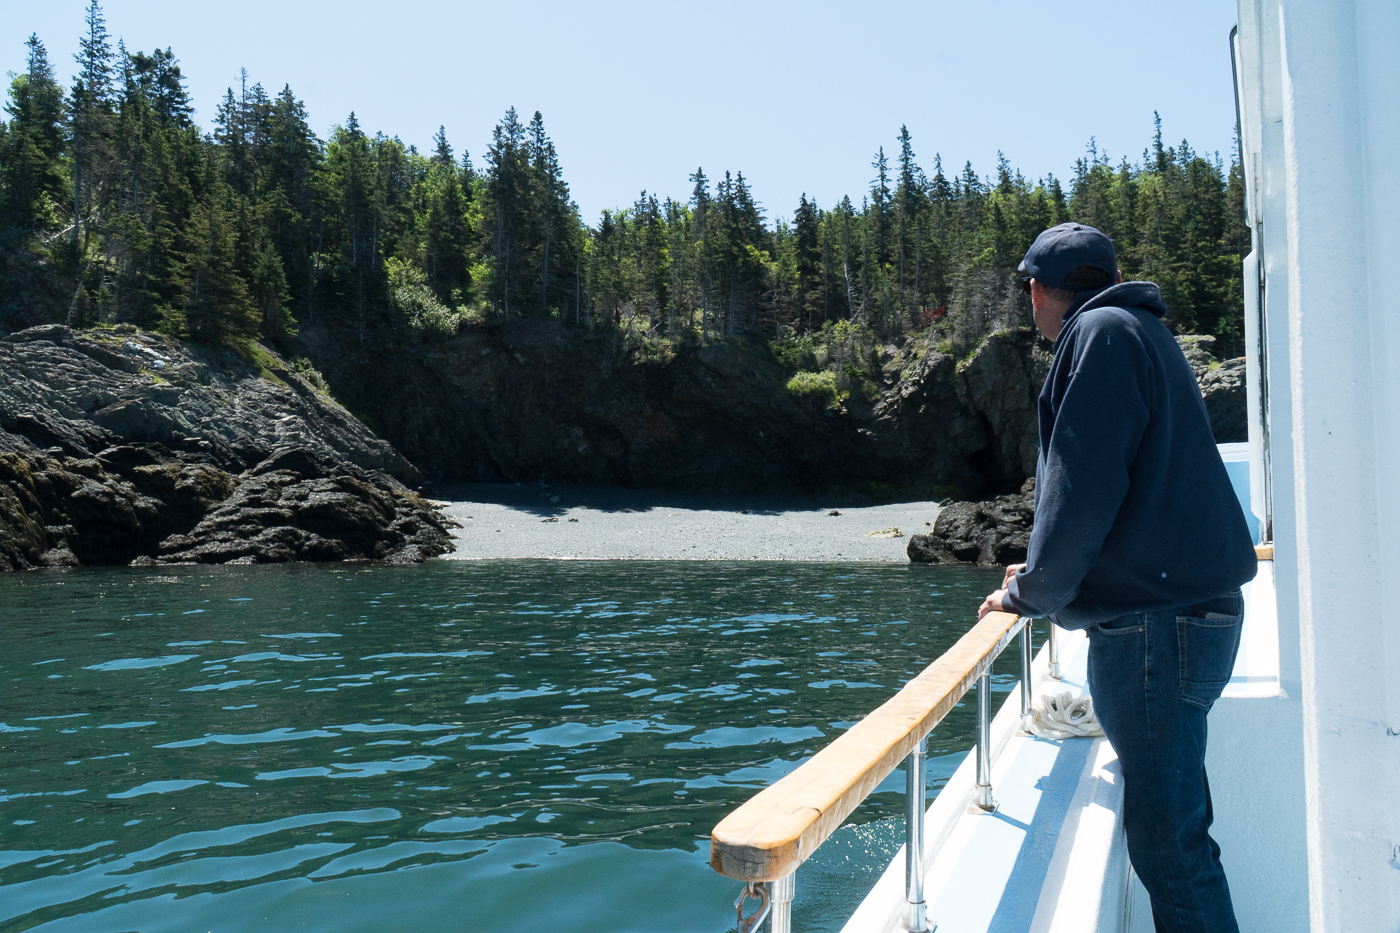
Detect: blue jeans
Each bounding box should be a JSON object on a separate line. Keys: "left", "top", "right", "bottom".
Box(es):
{"left": 1086, "top": 590, "right": 1244, "bottom": 933}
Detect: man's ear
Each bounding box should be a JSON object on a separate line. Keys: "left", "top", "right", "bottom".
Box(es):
{"left": 1115, "top": 270, "right": 1123, "bottom": 284}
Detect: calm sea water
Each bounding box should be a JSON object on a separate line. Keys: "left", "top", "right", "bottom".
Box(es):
{"left": 0, "top": 561, "right": 1014, "bottom": 933}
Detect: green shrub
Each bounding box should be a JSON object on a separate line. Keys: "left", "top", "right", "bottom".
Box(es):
{"left": 291, "top": 357, "right": 330, "bottom": 393}
{"left": 785, "top": 369, "right": 844, "bottom": 406}
{"left": 388, "top": 258, "right": 463, "bottom": 341}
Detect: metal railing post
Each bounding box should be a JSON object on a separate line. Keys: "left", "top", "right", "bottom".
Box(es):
{"left": 974, "top": 672, "right": 995, "bottom": 811}
{"left": 770, "top": 871, "right": 795, "bottom": 933}
{"left": 1019, "top": 619, "right": 1033, "bottom": 718}
{"left": 903, "top": 737, "right": 929, "bottom": 931}
{"left": 1048, "top": 621, "right": 1062, "bottom": 680}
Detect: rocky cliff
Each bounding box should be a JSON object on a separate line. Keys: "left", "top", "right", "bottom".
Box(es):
{"left": 303, "top": 320, "right": 1245, "bottom": 500}
{"left": 0, "top": 325, "right": 452, "bottom": 571}
{"left": 301, "top": 322, "right": 1052, "bottom": 500}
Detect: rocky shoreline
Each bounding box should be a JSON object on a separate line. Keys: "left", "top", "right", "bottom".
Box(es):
{"left": 0, "top": 320, "right": 1245, "bottom": 572}
{"left": 0, "top": 325, "right": 453, "bottom": 571}
{"left": 906, "top": 480, "right": 1035, "bottom": 566}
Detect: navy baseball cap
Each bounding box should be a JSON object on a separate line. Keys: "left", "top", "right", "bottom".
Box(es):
{"left": 1018, "top": 223, "right": 1118, "bottom": 291}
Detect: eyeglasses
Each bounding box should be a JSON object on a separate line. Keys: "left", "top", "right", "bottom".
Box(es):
{"left": 1019, "top": 277, "right": 1033, "bottom": 294}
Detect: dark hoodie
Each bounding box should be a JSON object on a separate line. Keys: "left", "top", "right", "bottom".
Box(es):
{"left": 1001, "top": 281, "right": 1257, "bottom": 629}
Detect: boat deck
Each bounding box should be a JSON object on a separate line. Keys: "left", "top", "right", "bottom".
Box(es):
{"left": 841, "top": 559, "right": 1279, "bottom": 933}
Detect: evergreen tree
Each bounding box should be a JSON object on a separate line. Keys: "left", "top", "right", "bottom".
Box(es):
{"left": 792, "top": 194, "right": 822, "bottom": 330}
{"left": 70, "top": 0, "right": 115, "bottom": 261}
{"left": 323, "top": 112, "right": 385, "bottom": 342}
{"left": 484, "top": 107, "right": 529, "bottom": 317}
{"left": 527, "top": 111, "right": 576, "bottom": 317}
{"left": 126, "top": 47, "right": 192, "bottom": 128}
{"left": 689, "top": 167, "right": 712, "bottom": 335}
{"left": 868, "top": 146, "right": 891, "bottom": 275}
{"left": 424, "top": 125, "right": 473, "bottom": 304}
{"left": 264, "top": 85, "right": 320, "bottom": 323}
{"left": 1, "top": 35, "right": 67, "bottom": 238}
{"left": 163, "top": 147, "right": 258, "bottom": 344}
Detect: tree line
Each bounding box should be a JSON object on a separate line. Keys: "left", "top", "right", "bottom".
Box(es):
{"left": 0, "top": 2, "right": 1247, "bottom": 360}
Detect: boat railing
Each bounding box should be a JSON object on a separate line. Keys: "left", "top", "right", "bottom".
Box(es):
{"left": 710, "top": 609, "right": 1044, "bottom": 933}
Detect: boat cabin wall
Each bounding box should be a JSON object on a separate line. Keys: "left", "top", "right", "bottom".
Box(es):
{"left": 1235, "top": 0, "right": 1400, "bottom": 928}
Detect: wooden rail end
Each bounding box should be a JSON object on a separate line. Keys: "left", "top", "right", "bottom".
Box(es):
{"left": 708, "top": 611, "right": 1024, "bottom": 882}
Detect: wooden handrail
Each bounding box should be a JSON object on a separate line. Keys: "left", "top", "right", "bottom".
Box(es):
{"left": 710, "top": 610, "right": 1026, "bottom": 882}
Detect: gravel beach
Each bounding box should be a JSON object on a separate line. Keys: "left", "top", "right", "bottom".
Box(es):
{"left": 436, "top": 483, "right": 943, "bottom": 561}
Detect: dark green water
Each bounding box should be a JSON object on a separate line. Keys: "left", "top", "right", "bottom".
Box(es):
{"left": 0, "top": 561, "right": 1013, "bottom": 933}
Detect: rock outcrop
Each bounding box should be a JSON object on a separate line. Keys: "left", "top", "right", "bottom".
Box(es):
{"left": 1176, "top": 335, "right": 1247, "bottom": 443}
{"left": 0, "top": 325, "right": 452, "bottom": 570}
{"left": 0, "top": 312, "right": 1246, "bottom": 573}
{"left": 949, "top": 331, "right": 1050, "bottom": 488}
{"left": 907, "top": 479, "right": 1035, "bottom": 566}
{"left": 1199, "top": 358, "right": 1247, "bottom": 443}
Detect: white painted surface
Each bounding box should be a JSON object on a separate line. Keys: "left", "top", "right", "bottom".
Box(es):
{"left": 836, "top": 563, "right": 1291, "bottom": 933}
{"left": 1275, "top": 1, "right": 1400, "bottom": 925}
{"left": 1123, "top": 871, "right": 1153, "bottom": 933}
{"left": 1204, "top": 685, "right": 1310, "bottom": 933}
{"left": 1239, "top": 248, "right": 1268, "bottom": 542}
{"left": 1223, "top": 560, "right": 1279, "bottom": 700}
{"left": 1219, "top": 443, "right": 1261, "bottom": 544}
{"left": 1234, "top": 0, "right": 1400, "bottom": 926}
{"left": 1031, "top": 738, "right": 1129, "bottom": 933}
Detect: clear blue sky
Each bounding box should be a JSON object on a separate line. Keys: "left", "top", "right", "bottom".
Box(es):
{"left": 0, "top": 0, "right": 1240, "bottom": 224}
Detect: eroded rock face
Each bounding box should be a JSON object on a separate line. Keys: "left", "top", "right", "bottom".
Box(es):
{"left": 1175, "top": 334, "right": 1221, "bottom": 380}
{"left": 1199, "top": 358, "right": 1247, "bottom": 443}
{"left": 950, "top": 331, "right": 1051, "bottom": 490}
{"left": 152, "top": 451, "right": 442, "bottom": 565}
{"left": 0, "top": 325, "right": 452, "bottom": 570}
{"left": 305, "top": 320, "right": 1239, "bottom": 500}
{"left": 907, "top": 479, "right": 1035, "bottom": 566}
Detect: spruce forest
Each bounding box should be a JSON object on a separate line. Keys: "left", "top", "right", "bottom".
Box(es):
{"left": 1, "top": 4, "right": 1249, "bottom": 374}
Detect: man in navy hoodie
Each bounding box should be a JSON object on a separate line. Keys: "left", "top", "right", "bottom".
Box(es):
{"left": 978, "top": 223, "right": 1257, "bottom": 933}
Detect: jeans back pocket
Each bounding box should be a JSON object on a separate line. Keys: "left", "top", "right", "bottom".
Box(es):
{"left": 1177, "top": 612, "right": 1243, "bottom": 709}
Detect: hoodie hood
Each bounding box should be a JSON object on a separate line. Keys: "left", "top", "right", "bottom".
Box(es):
{"left": 1068, "top": 280, "right": 1167, "bottom": 320}
{"left": 1055, "top": 281, "right": 1167, "bottom": 350}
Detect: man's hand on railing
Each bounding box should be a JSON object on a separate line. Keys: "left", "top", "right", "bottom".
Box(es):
{"left": 979, "top": 563, "right": 1027, "bottom": 620}
{"left": 977, "top": 588, "right": 1007, "bottom": 620}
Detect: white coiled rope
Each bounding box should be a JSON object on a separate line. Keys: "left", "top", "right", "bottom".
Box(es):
{"left": 1023, "top": 691, "right": 1105, "bottom": 739}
